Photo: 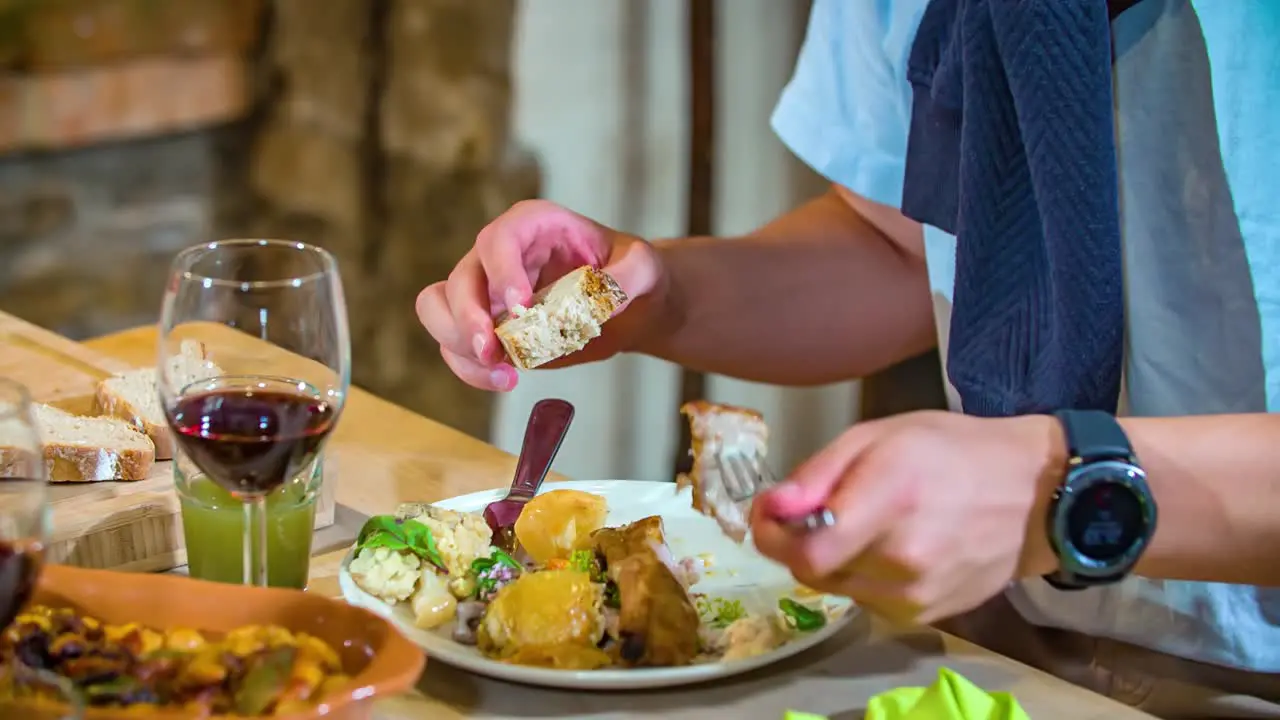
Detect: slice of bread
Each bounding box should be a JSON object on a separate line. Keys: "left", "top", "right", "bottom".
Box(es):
{"left": 494, "top": 266, "right": 628, "bottom": 370}
{"left": 678, "top": 401, "right": 769, "bottom": 543}
{"left": 31, "top": 404, "right": 155, "bottom": 482}
{"left": 95, "top": 339, "right": 220, "bottom": 461}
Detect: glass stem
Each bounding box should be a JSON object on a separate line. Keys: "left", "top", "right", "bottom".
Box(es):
{"left": 243, "top": 494, "right": 270, "bottom": 587}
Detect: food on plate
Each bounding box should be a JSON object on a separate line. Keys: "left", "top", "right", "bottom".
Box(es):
{"left": 348, "top": 486, "right": 844, "bottom": 672}
{"left": 494, "top": 266, "right": 628, "bottom": 370}
{"left": 0, "top": 605, "right": 349, "bottom": 715}
{"left": 478, "top": 569, "right": 610, "bottom": 670}
{"left": 606, "top": 543, "right": 700, "bottom": 666}
{"left": 513, "top": 488, "right": 609, "bottom": 565}
{"left": 96, "top": 339, "right": 221, "bottom": 460}
{"left": 392, "top": 503, "right": 493, "bottom": 577}
{"left": 588, "top": 517, "right": 700, "bottom": 666}
{"left": 679, "top": 400, "right": 770, "bottom": 542}
{"left": 348, "top": 506, "right": 493, "bottom": 631}
{"left": 778, "top": 597, "right": 828, "bottom": 632}
{"left": 19, "top": 404, "right": 156, "bottom": 482}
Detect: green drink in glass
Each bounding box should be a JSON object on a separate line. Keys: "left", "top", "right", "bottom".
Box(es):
{"left": 176, "top": 452, "right": 321, "bottom": 589}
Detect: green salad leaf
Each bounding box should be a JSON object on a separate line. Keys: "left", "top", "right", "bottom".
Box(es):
{"left": 468, "top": 548, "right": 524, "bottom": 598}
{"left": 695, "top": 595, "right": 747, "bottom": 628}
{"left": 355, "top": 515, "right": 447, "bottom": 572}
{"left": 778, "top": 598, "right": 826, "bottom": 632}
{"left": 470, "top": 547, "right": 521, "bottom": 575}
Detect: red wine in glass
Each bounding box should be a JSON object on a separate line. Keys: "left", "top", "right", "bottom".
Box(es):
{"left": 168, "top": 378, "right": 337, "bottom": 496}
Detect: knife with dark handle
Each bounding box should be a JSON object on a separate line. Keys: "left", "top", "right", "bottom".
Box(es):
{"left": 483, "top": 398, "right": 575, "bottom": 552}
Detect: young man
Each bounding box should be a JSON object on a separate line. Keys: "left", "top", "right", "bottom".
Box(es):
{"left": 418, "top": 0, "right": 1280, "bottom": 715}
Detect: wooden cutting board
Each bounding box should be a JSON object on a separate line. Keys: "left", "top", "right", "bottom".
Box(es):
{"left": 0, "top": 312, "right": 336, "bottom": 572}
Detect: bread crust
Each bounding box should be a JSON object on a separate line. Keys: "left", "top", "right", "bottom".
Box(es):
{"left": 13, "top": 404, "right": 158, "bottom": 483}
{"left": 43, "top": 441, "right": 154, "bottom": 482}
{"left": 0, "top": 430, "right": 155, "bottom": 482}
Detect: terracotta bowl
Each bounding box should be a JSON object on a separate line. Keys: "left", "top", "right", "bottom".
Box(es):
{"left": 3, "top": 564, "right": 425, "bottom": 720}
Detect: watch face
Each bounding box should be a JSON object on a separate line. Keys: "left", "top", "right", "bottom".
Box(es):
{"left": 1066, "top": 480, "right": 1146, "bottom": 562}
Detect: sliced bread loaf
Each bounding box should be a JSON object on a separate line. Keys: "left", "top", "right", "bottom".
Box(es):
{"left": 33, "top": 404, "right": 155, "bottom": 482}
{"left": 95, "top": 339, "right": 220, "bottom": 461}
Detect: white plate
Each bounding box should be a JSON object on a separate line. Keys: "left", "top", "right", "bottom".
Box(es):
{"left": 338, "top": 480, "right": 856, "bottom": 690}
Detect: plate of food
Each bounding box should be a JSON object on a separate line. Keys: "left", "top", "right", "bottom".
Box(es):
{"left": 338, "top": 479, "right": 855, "bottom": 690}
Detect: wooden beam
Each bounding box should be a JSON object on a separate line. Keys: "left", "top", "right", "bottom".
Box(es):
{"left": 671, "top": 0, "right": 715, "bottom": 479}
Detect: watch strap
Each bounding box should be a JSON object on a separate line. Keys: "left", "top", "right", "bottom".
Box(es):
{"left": 1043, "top": 569, "right": 1124, "bottom": 591}
{"left": 1052, "top": 409, "right": 1134, "bottom": 463}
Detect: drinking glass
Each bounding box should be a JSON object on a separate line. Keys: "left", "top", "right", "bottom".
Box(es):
{"left": 157, "top": 239, "right": 350, "bottom": 588}
{"left": 0, "top": 378, "right": 83, "bottom": 718}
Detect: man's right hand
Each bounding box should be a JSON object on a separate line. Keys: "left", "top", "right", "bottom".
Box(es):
{"left": 416, "top": 200, "right": 669, "bottom": 392}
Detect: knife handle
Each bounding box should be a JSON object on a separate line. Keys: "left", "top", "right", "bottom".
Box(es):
{"left": 511, "top": 398, "right": 575, "bottom": 498}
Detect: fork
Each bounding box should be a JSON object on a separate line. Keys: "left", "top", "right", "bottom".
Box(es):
{"left": 715, "top": 448, "right": 836, "bottom": 532}
{"left": 483, "top": 398, "right": 576, "bottom": 553}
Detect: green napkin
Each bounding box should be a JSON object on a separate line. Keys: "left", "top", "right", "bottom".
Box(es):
{"left": 785, "top": 668, "right": 1029, "bottom": 720}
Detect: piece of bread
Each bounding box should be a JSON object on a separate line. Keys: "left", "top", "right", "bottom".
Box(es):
{"left": 95, "top": 339, "right": 219, "bottom": 460}
{"left": 679, "top": 401, "right": 769, "bottom": 543}
{"left": 29, "top": 404, "right": 155, "bottom": 482}
{"left": 494, "top": 266, "right": 628, "bottom": 370}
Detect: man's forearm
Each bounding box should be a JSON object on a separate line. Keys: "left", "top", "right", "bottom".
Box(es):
{"left": 636, "top": 189, "right": 936, "bottom": 385}
{"left": 1125, "top": 413, "right": 1280, "bottom": 585}
{"left": 1022, "top": 412, "right": 1280, "bottom": 586}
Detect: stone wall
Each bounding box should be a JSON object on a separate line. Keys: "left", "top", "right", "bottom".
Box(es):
{"left": 0, "top": 130, "right": 227, "bottom": 338}
{"left": 246, "top": 0, "right": 535, "bottom": 438}
{"left": 0, "top": 0, "right": 534, "bottom": 439}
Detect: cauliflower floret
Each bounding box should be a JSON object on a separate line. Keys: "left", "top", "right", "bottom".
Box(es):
{"left": 411, "top": 567, "right": 458, "bottom": 630}
{"left": 394, "top": 504, "right": 492, "bottom": 577}
{"left": 349, "top": 546, "right": 422, "bottom": 604}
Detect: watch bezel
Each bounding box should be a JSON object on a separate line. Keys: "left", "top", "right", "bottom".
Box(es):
{"left": 1049, "top": 459, "right": 1156, "bottom": 580}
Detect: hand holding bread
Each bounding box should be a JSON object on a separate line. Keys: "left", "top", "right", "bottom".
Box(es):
{"left": 416, "top": 200, "right": 668, "bottom": 391}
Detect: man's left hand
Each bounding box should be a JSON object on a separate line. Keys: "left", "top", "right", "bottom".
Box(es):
{"left": 751, "top": 410, "right": 1065, "bottom": 625}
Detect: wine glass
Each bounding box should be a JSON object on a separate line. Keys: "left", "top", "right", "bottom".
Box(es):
{"left": 0, "top": 378, "right": 83, "bottom": 718}
{"left": 158, "top": 240, "right": 351, "bottom": 588}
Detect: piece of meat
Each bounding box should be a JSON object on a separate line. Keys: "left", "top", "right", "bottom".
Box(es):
{"left": 592, "top": 515, "right": 665, "bottom": 569}
{"left": 680, "top": 401, "right": 769, "bottom": 543}
{"left": 610, "top": 552, "right": 700, "bottom": 667}
{"left": 591, "top": 517, "right": 699, "bottom": 667}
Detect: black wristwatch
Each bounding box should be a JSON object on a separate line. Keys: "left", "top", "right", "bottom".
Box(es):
{"left": 1043, "top": 409, "right": 1157, "bottom": 590}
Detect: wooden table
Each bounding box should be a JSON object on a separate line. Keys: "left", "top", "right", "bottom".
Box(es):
{"left": 78, "top": 323, "right": 1157, "bottom": 720}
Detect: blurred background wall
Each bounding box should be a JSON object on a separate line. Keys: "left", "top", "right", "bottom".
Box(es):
{"left": 0, "top": 0, "right": 863, "bottom": 481}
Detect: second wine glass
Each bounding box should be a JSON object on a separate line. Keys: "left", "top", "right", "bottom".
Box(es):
{"left": 158, "top": 239, "right": 351, "bottom": 588}
{"left": 0, "top": 378, "right": 83, "bottom": 718}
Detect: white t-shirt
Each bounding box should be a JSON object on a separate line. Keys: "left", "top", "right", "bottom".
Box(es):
{"left": 771, "top": 0, "right": 1280, "bottom": 672}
